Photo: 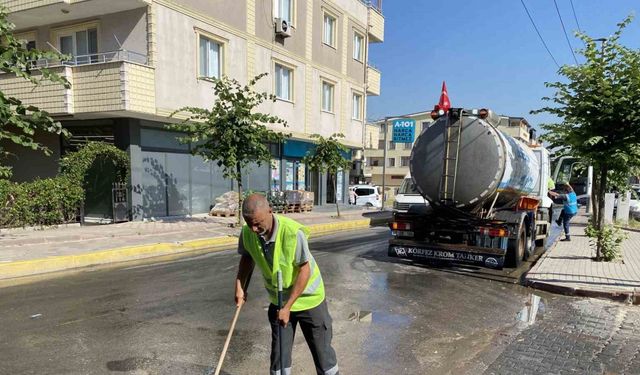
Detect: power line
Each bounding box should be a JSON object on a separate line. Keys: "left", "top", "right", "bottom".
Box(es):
{"left": 519, "top": 0, "right": 561, "bottom": 69}
{"left": 554, "top": 0, "right": 579, "bottom": 65}
{"left": 569, "top": 0, "right": 582, "bottom": 32}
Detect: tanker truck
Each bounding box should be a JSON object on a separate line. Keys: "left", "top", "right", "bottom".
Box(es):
{"left": 388, "top": 108, "right": 553, "bottom": 269}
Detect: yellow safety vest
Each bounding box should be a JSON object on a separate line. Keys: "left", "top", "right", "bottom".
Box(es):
{"left": 241, "top": 215, "right": 325, "bottom": 312}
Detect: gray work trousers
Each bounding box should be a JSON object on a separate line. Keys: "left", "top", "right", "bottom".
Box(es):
{"left": 268, "top": 300, "right": 339, "bottom": 375}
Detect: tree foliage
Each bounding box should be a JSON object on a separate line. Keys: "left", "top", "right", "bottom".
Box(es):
{"left": 166, "top": 73, "right": 290, "bottom": 221}
{"left": 59, "top": 142, "right": 130, "bottom": 199}
{"left": 0, "top": 8, "right": 70, "bottom": 178}
{"left": 0, "top": 176, "right": 83, "bottom": 228}
{"left": 302, "top": 133, "right": 351, "bottom": 217}
{"left": 535, "top": 16, "right": 640, "bottom": 259}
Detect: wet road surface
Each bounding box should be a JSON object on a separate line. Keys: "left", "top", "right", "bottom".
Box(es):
{"left": 0, "top": 226, "right": 637, "bottom": 374}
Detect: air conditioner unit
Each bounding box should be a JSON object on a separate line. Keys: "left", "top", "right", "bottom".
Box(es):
{"left": 275, "top": 17, "right": 291, "bottom": 38}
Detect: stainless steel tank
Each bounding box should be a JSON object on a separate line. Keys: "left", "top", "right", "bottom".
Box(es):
{"left": 410, "top": 114, "right": 539, "bottom": 210}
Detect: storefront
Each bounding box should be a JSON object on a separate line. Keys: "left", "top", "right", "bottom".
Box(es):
{"left": 5, "top": 118, "right": 352, "bottom": 221}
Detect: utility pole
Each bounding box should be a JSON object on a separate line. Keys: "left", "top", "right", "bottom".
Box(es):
{"left": 381, "top": 118, "right": 388, "bottom": 211}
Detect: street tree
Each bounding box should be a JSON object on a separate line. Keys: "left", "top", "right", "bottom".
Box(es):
{"left": 302, "top": 133, "right": 351, "bottom": 218}
{"left": 167, "top": 73, "right": 290, "bottom": 222}
{"left": 0, "top": 8, "right": 70, "bottom": 178}
{"left": 535, "top": 16, "right": 640, "bottom": 260}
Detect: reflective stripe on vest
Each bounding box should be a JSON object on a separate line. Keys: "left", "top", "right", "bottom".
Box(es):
{"left": 241, "top": 215, "right": 325, "bottom": 312}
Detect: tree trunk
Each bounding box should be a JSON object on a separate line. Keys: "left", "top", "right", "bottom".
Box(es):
{"left": 236, "top": 162, "right": 243, "bottom": 226}
{"left": 333, "top": 173, "right": 341, "bottom": 218}
{"left": 595, "top": 164, "right": 608, "bottom": 261}
{"left": 591, "top": 171, "right": 600, "bottom": 225}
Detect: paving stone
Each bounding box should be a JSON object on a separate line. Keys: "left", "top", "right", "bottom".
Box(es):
{"left": 526, "top": 212, "right": 640, "bottom": 298}
{"left": 485, "top": 297, "right": 640, "bottom": 375}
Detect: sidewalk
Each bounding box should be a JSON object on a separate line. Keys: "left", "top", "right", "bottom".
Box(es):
{"left": 0, "top": 206, "right": 391, "bottom": 281}
{"left": 526, "top": 213, "right": 640, "bottom": 303}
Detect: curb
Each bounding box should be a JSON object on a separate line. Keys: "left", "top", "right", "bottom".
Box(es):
{"left": 0, "top": 218, "right": 372, "bottom": 281}
{"left": 524, "top": 230, "right": 640, "bottom": 305}
{"left": 525, "top": 279, "right": 639, "bottom": 305}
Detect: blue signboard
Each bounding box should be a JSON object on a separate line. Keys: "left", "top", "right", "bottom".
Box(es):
{"left": 392, "top": 119, "right": 416, "bottom": 143}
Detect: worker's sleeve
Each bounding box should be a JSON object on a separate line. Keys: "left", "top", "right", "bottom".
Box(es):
{"left": 237, "top": 234, "right": 249, "bottom": 256}
{"left": 294, "top": 230, "right": 311, "bottom": 266}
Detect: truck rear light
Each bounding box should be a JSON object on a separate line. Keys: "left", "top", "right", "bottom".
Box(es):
{"left": 517, "top": 197, "right": 540, "bottom": 211}
{"left": 391, "top": 222, "right": 411, "bottom": 231}
{"left": 479, "top": 227, "right": 509, "bottom": 237}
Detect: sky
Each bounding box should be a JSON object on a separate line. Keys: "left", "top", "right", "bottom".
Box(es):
{"left": 367, "top": 0, "right": 640, "bottom": 133}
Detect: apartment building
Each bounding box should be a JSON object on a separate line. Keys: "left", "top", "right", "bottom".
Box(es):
{"left": 0, "top": 0, "right": 384, "bottom": 220}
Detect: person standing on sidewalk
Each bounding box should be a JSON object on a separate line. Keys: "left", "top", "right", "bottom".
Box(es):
{"left": 235, "top": 193, "right": 339, "bottom": 375}
{"left": 548, "top": 182, "right": 578, "bottom": 241}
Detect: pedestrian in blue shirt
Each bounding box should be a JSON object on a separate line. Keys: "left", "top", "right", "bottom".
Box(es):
{"left": 548, "top": 183, "right": 578, "bottom": 241}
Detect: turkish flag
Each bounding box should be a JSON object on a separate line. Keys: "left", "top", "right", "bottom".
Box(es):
{"left": 438, "top": 81, "right": 451, "bottom": 113}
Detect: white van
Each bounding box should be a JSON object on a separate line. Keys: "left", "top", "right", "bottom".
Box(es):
{"left": 393, "top": 173, "right": 428, "bottom": 212}
{"left": 350, "top": 185, "right": 381, "bottom": 208}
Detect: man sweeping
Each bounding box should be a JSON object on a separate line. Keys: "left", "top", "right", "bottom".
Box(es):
{"left": 235, "top": 193, "right": 339, "bottom": 375}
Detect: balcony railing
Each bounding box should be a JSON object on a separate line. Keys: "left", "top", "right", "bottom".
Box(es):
{"left": 357, "top": 0, "right": 382, "bottom": 12}
{"left": 1, "top": 55, "right": 155, "bottom": 115}
{"left": 31, "top": 50, "right": 148, "bottom": 69}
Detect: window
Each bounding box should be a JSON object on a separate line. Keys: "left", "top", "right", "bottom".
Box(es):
{"left": 355, "top": 187, "right": 375, "bottom": 196}
{"left": 377, "top": 140, "right": 385, "bottom": 150}
{"left": 353, "top": 32, "right": 364, "bottom": 61}
{"left": 275, "top": 0, "right": 293, "bottom": 24}
{"left": 274, "top": 63, "right": 293, "bottom": 101}
{"left": 323, "top": 12, "right": 336, "bottom": 47}
{"left": 422, "top": 121, "right": 430, "bottom": 132}
{"left": 352, "top": 93, "right": 362, "bottom": 120}
{"left": 15, "top": 32, "right": 36, "bottom": 51}
{"left": 370, "top": 157, "right": 382, "bottom": 166}
{"left": 388, "top": 158, "right": 395, "bottom": 167}
{"left": 401, "top": 156, "right": 410, "bottom": 167}
{"left": 322, "top": 81, "right": 334, "bottom": 112}
{"left": 58, "top": 27, "right": 98, "bottom": 64}
{"left": 399, "top": 177, "right": 419, "bottom": 193}
{"left": 404, "top": 142, "right": 412, "bottom": 150}
{"left": 199, "top": 35, "right": 222, "bottom": 78}
{"left": 389, "top": 141, "right": 395, "bottom": 150}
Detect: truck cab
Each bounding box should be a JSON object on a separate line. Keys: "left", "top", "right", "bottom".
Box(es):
{"left": 393, "top": 173, "right": 429, "bottom": 213}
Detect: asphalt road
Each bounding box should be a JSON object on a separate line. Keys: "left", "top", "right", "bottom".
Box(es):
{"left": 0, "top": 226, "right": 637, "bottom": 375}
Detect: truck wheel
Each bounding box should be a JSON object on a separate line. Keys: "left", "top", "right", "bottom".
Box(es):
{"left": 506, "top": 228, "right": 525, "bottom": 268}
{"left": 524, "top": 232, "right": 534, "bottom": 260}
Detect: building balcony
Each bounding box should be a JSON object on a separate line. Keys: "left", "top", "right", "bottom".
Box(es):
{"left": 0, "top": 50, "right": 155, "bottom": 116}
{"left": 4, "top": 0, "right": 150, "bottom": 29}
{"left": 368, "top": 4, "right": 384, "bottom": 43}
{"left": 363, "top": 165, "right": 409, "bottom": 177}
{"left": 366, "top": 166, "right": 409, "bottom": 176}
{"left": 367, "top": 65, "right": 381, "bottom": 96}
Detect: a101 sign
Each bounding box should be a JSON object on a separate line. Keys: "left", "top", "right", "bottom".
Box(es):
{"left": 392, "top": 119, "right": 416, "bottom": 143}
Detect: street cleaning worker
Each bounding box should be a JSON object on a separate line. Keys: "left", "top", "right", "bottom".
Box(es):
{"left": 548, "top": 182, "right": 578, "bottom": 241}
{"left": 235, "top": 193, "right": 339, "bottom": 375}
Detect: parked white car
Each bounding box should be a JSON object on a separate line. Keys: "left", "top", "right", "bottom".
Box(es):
{"left": 393, "top": 173, "right": 429, "bottom": 213}
{"left": 350, "top": 185, "right": 381, "bottom": 208}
